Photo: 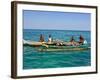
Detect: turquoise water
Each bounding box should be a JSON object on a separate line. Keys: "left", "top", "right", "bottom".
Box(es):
{"left": 23, "top": 29, "right": 91, "bottom": 69}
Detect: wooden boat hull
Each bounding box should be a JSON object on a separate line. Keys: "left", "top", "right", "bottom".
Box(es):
{"left": 38, "top": 48, "right": 89, "bottom": 52}
{"left": 23, "top": 40, "right": 45, "bottom": 47}
{"left": 23, "top": 40, "right": 55, "bottom": 47}
{"left": 37, "top": 45, "right": 90, "bottom": 52}
{"left": 23, "top": 40, "right": 90, "bottom": 52}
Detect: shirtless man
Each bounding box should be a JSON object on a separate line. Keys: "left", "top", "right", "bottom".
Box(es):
{"left": 79, "top": 35, "right": 84, "bottom": 45}
{"left": 39, "top": 34, "right": 44, "bottom": 42}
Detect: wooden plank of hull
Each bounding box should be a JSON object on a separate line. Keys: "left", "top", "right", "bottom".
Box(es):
{"left": 37, "top": 47, "right": 90, "bottom": 52}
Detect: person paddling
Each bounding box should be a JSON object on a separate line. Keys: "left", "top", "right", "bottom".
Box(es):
{"left": 79, "top": 35, "right": 84, "bottom": 45}
{"left": 69, "top": 36, "right": 80, "bottom": 46}
{"left": 39, "top": 34, "right": 44, "bottom": 42}
{"left": 70, "top": 36, "right": 75, "bottom": 42}
{"left": 48, "top": 34, "right": 52, "bottom": 43}
{"left": 70, "top": 36, "right": 75, "bottom": 46}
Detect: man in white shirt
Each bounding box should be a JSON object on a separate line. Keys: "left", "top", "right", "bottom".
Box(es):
{"left": 48, "top": 34, "right": 52, "bottom": 43}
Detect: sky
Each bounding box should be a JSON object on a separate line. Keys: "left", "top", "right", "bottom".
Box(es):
{"left": 23, "top": 10, "right": 91, "bottom": 31}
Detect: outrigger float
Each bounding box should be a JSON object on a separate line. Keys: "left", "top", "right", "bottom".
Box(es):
{"left": 23, "top": 40, "right": 90, "bottom": 52}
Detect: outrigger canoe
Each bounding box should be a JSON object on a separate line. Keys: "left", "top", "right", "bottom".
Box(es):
{"left": 37, "top": 45, "right": 90, "bottom": 52}
{"left": 23, "top": 40, "right": 45, "bottom": 47}
{"left": 23, "top": 40, "right": 54, "bottom": 47}
{"left": 23, "top": 40, "right": 90, "bottom": 51}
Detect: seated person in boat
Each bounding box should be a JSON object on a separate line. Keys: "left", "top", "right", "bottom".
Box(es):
{"left": 79, "top": 35, "right": 84, "bottom": 45}
{"left": 69, "top": 36, "right": 79, "bottom": 46}
{"left": 70, "top": 36, "right": 75, "bottom": 46}
{"left": 78, "top": 35, "right": 88, "bottom": 45}
{"left": 48, "top": 34, "right": 52, "bottom": 43}
{"left": 39, "top": 34, "right": 45, "bottom": 43}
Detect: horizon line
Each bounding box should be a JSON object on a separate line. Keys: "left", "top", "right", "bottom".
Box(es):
{"left": 23, "top": 28, "right": 90, "bottom": 31}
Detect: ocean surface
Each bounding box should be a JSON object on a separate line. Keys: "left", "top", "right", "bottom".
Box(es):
{"left": 23, "top": 29, "right": 91, "bottom": 69}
